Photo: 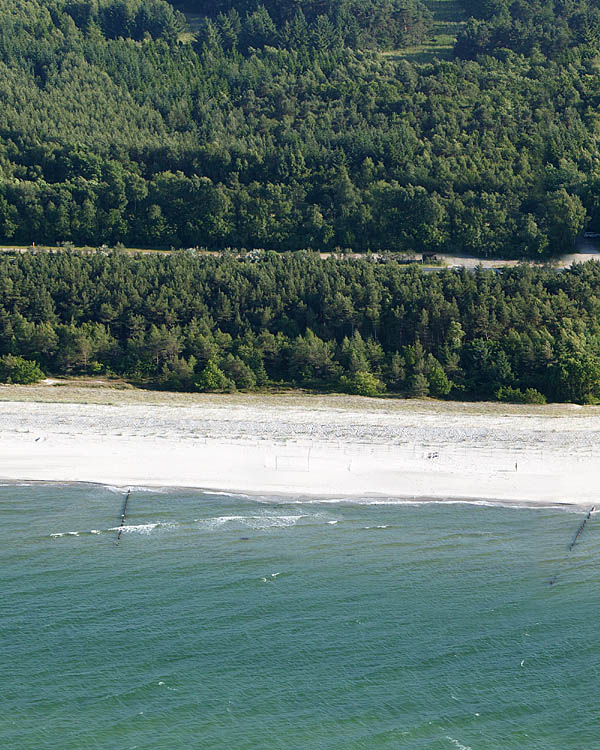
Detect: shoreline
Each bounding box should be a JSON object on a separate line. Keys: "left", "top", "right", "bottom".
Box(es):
{"left": 1, "top": 384, "right": 599, "bottom": 508}
{"left": 0, "top": 477, "right": 586, "bottom": 511}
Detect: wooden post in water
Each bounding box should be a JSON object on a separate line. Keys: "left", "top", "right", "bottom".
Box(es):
{"left": 116, "top": 489, "right": 131, "bottom": 544}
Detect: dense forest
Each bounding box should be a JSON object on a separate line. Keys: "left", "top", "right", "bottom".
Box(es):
{"left": 180, "top": 0, "right": 433, "bottom": 51}
{"left": 457, "top": 0, "right": 600, "bottom": 59}
{"left": 2, "top": 250, "right": 600, "bottom": 403}
{"left": 0, "top": 0, "right": 599, "bottom": 255}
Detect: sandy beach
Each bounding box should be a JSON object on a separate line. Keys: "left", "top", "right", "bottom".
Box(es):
{"left": 1, "top": 383, "right": 599, "bottom": 506}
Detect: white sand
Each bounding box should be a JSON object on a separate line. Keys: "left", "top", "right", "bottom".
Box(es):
{"left": 1, "top": 385, "right": 599, "bottom": 506}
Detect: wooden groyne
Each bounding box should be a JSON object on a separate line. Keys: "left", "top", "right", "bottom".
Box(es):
{"left": 569, "top": 506, "right": 595, "bottom": 551}
{"left": 549, "top": 505, "right": 594, "bottom": 585}
{"left": 116, "top": 489, "right": 131, "bottom": 544}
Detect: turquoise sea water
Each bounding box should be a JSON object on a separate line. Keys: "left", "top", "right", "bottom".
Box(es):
{"left": 2, "top": 484, "right": 599, "bottom": 749}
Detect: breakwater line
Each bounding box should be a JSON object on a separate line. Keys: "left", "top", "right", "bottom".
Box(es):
{"left": 116, "top": 489, "right": 131, "bottom": 544}
{"left": 549, "top": 505, "right": 595, "bottom": 585}
{"left": 569, "top": 505, "right": 595, "bottom": 551}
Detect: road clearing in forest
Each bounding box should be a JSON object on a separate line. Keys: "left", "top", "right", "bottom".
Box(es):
{"left": 1, "top": 244, "right": 598, "bottom": 271}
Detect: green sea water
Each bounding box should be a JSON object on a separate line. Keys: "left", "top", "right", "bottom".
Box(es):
{"left": 2, "top": 484, "right": 599, "bottom": 749}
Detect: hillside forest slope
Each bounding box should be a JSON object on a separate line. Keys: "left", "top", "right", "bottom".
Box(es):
{"left": 0, "top": 0, "right": 600, "bottom": 256}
